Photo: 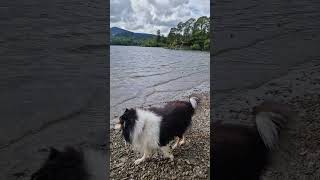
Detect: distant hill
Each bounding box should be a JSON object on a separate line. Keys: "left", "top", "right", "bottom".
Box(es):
{"left": 111, "top": 27, "right": 133, "bottom": 36}
{"left": 110, "top": 27, "right": 156, "bottom": 46}
{"left": 111, "top": 27, "right": 155, "bottom": 42}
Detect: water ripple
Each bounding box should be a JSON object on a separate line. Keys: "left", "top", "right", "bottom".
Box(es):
{"left": 110, "top": 46, "right": 209, "bottom": 118}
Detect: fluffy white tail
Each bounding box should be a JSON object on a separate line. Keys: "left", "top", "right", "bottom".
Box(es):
{"left": 255, "top": 111, "right": 286, "bottom": 149}
{"left": 189, "top": 97, "right": 199, "bottom": 109}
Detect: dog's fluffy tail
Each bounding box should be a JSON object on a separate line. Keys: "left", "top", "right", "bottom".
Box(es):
{"left": 253, "top": 101, "right": 293, "bottom": 150}
{"left": 189, "top": 96, "right": 200, "bottom": 109}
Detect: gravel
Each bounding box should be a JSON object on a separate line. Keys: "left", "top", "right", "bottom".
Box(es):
{"left": 110, "top": 60, "right": 320, "bottom": 179}
{"left": 110, "top": 93, "right": 210, "bottom": 180}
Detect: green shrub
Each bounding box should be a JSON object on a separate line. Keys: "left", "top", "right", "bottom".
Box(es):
{"left": 191, "top": 43, "right": 201, "bottom": 50}
{"left": 204, "top": 39, "right": 210, "bottom": 51}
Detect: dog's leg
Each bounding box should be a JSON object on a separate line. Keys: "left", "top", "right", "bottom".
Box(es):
{"left": 172, "top": 137, "right": 181, "bottom": 149}
{"left": 161, "top": 145, "right": 174, "bottom": 161}
{"left": 179, "top": 135, "right": 186, "bottom": 145}
{"left": 134, "top": 148, "right": 150, "bottom": 165}
{"left": 134, "top": 153, "right": 147, "bottom": 165}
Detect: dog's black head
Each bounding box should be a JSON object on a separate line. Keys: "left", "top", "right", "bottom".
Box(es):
{"left": 31, "top": 147, "right": 88, "bottom": 180}
{"left": 115, "top": 108, "right": 137, "bottom": 144}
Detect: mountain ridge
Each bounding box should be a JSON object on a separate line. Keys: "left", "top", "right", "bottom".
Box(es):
{"left": 110, "top": 27, "right": 155, "bottom": 39}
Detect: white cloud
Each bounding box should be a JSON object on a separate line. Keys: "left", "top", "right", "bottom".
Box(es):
{"left": 110, "top": 0, "right": 210, "bottom": 35}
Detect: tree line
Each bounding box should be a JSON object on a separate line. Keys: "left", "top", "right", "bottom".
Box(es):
{"left": 112, "top": 16, "right": 210, "bottom": 51}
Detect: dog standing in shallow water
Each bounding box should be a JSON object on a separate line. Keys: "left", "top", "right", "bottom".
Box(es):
{"left": 115, "top": 97, "right": 199, "bottom": 164}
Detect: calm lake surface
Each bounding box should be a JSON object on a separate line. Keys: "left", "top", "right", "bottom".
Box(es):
{"left": 111, "top": 46, "right": 209, "bottom": 119}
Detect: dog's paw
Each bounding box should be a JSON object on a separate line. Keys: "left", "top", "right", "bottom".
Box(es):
{"left": 179, "top": 140, "right": 185, "bottom": 145}
{"left": 172, "top": 143, "right": 178, "bottom": 150}
{"left": 134, "top": 158, "right": 144, "bottom": 165}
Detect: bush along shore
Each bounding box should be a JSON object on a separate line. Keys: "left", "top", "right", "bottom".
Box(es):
{"left": 110, "top": 93, "right": 210, "bottom": 180}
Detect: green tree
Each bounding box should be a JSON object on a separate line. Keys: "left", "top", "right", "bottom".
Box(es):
{"left": 156, "top": 29, "right": 161, "bottom": 43}
{"left": 164, "top": 16, "right": 209, "bottom": 50}
{"left": 114, "top": 16, "right": 210, "bottom": 51}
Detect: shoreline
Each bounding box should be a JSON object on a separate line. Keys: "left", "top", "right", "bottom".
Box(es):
{"left": 110, "top": 45, "right": 209, "bottom": 123}
{"left": 110, "top": 77, "right": 210, "bottom": 128}
{"left": 110, "top": 44, "right": 210, "bottom": 52}
{"left": 110, "top": 92, "right": 210, "bottom": 179}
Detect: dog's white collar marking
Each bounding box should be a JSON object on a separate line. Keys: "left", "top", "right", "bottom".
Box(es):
{"left": 131, "top": 109, "right": 161, "bottom": 154}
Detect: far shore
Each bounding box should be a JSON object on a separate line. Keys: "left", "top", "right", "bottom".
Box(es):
{"left": 110, "top": 44, "right": 210, "bottom": 52}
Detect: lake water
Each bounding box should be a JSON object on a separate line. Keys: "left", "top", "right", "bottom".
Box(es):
{"left": 110, "top": 46, "right": 209, "bottom": 119}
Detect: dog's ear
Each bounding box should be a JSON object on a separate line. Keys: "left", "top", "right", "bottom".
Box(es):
{"left": 127, "top": 109, "right": 137, "bottom": 123}
{"left": 125, "top": 108, "right": 129, "bottom": 112}
{"left": 49, "top": 147, "right": 60, "bottom": 160}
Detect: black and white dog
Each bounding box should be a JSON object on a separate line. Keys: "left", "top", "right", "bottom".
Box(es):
{"left": 114, "top": 97, "right": 199, "bottom": 164}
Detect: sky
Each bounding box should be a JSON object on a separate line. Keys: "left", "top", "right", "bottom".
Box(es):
{"left": 110, "top": 0, "right": 210, "bottom": 35}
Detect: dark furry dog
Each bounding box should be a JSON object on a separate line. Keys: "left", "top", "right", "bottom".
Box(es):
{"left": 114, "top": 97, "right": 200, "bottom": 164}
{"left": 211, "top": 101, "right": 295, "bottom": 180}
{"left": 30, "top": 147, "right": 106, "bottom": 180}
